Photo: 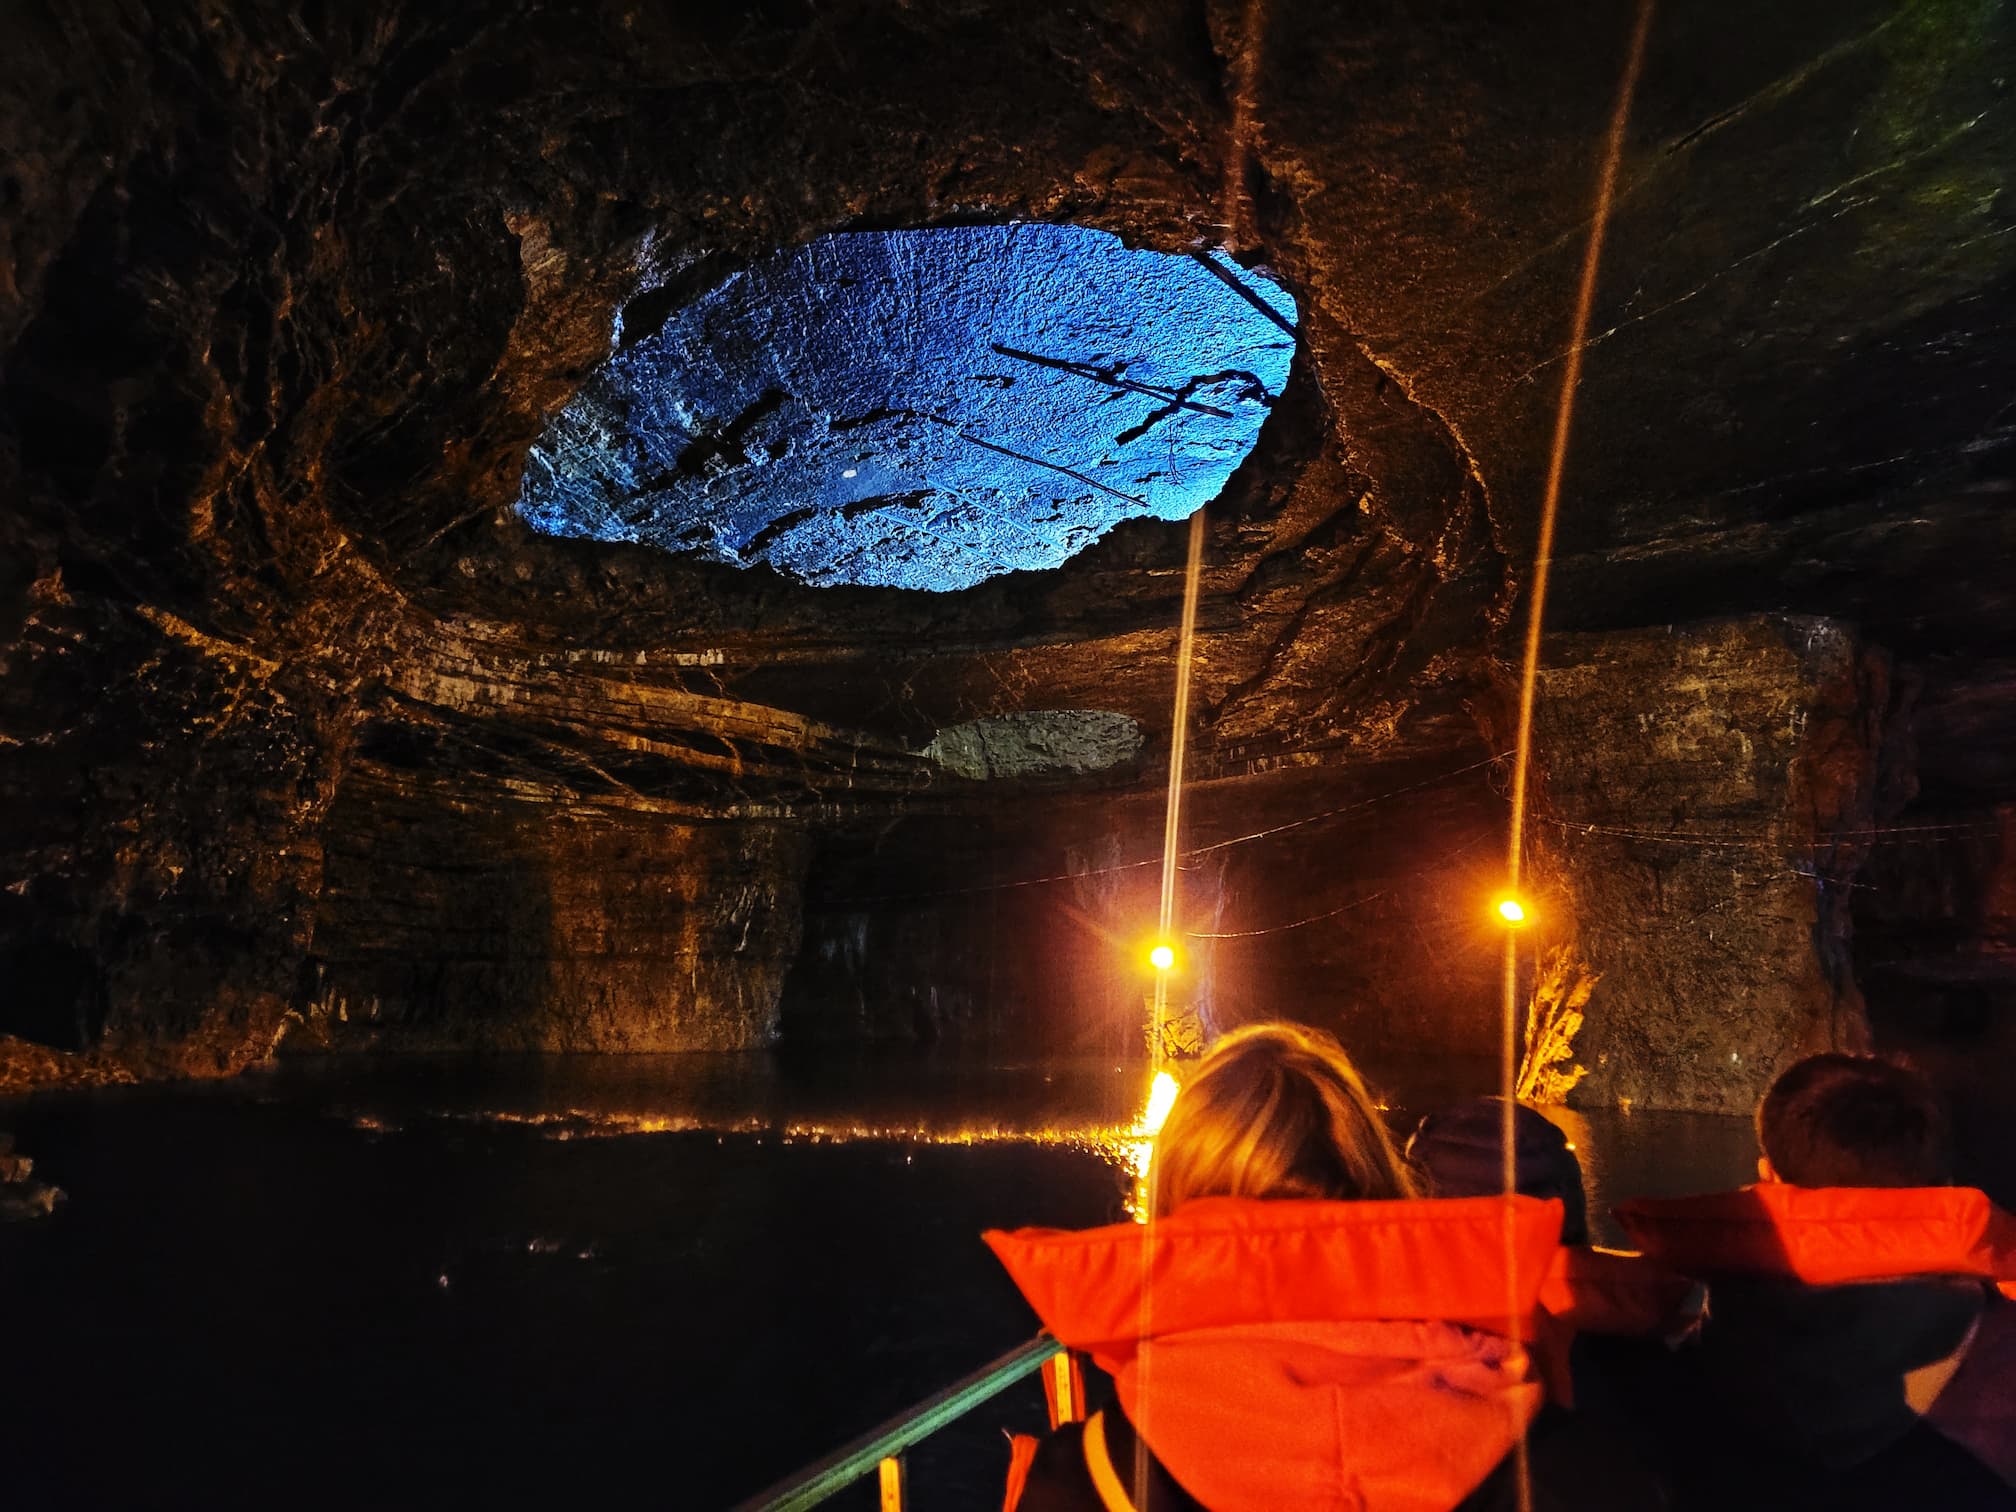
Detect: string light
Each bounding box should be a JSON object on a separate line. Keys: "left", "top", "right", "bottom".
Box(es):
{"left": 1148, "top": 943, "right": 1176, "bottom": 971}
{"left": 1496, "top": 897, "right": 1528, "bottom": 926}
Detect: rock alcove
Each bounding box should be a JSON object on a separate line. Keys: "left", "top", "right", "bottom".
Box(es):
{"left": 1, "top": 3, "right": 2013, "bottom": 1166}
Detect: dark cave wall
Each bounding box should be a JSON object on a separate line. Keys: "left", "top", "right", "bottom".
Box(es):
{"left": 0, "top": 573, "right": 365, "bottom": 1079}
{"left": 776, "top": 615, "right": 1916, "bottom": 1115}
{"left": 778, "top": 759, "right": 1510, "bottom": 1070}
{"left": 1856, "top": 800, "right": 2016, "bottom": 1207}
{"left": 308, "top": 765, "right": 812, "bottom": 1053}
{"left": 0, "top": 0, "right": 1246, "bottom": 1080}
{"left": 781, "top": 801, "right": 1170, "bottom": 1056}
{"left": 1859, "top": 654, "right": 2016, "bottom": 1004}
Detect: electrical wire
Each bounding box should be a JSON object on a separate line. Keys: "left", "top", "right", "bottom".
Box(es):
{"left": 841, "top": 751, "right": 1514, "bottom": 904}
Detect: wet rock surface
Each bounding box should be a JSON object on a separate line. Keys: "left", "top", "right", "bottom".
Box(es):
{"left": 1, "top": 2, "right": 2012, "bottom": 1102}
{"left": 0, "top": 1130, "right": 63, "bottom": 1220}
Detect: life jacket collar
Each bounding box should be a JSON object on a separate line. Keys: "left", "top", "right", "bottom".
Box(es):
{"left": 987, "top": 1196, "right": 1563, "bottom": 1512}
{"left": 1616, "top": 1183, "right": 2016, "bottom": 1287}
{"left": 986, "top": 1193, "right": 1563, "bottom": 1356}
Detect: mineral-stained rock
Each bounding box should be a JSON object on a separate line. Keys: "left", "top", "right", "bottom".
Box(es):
{"left": 0, "top": 1132, "right": 63, "bottom": 1221}
{"left": 0, "top": 1181, "right": 64, "bottom": 1221}
{"left": 924, "top": 711, "right": 1145, "bottom": 781}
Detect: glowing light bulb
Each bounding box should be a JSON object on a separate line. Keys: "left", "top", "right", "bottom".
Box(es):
{"left": 1139, "top": 1071, "right": 1180, "bottom": 1137}
{"left": 1148, "top": 943, "right": 1176, "bottom": 971}
{"left": 1495, "top": 897, "right": 1528, "bottom": 926}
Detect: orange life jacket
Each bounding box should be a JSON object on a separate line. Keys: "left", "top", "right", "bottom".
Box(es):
{"left": 1615, "top": 1184, "right": 2016, "bottom": 1287}
{"left": 985, "top": 1194, "right": 1563, "bottom": 1512}
{"left": 1538, "top": 1243, "right": 1699, "bottom": 1338}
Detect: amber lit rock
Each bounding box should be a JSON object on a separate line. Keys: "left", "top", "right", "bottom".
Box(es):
{"left": 0, "top": 1132, "right": 64, "bottom": 1221}
{"left": 1516, "top": 617, "right": 1903, "bottom": 1114}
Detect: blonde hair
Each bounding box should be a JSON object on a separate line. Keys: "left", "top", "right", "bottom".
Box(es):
{"left": 1152, "top": 1021, "right": 1419, "bottom": 1213}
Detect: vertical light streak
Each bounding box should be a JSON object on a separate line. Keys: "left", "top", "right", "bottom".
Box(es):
{"left": 1150, "top": 506, "right": 1210, "bottom": 1082}
{"left": 1158, "top": 511, "right": 1210, "bottom": 946}
{"left": 1503, "top": 0, "right": 1657, "bottom": 897}
{"left": 1138, "top": 505, "right": 1209, "bottom": 1501}
{"left": 1502, "top": 8, "right": 1656, "bottom": 1511}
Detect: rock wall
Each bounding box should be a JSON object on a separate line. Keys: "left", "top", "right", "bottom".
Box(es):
{"left": 779, "top": 755, "right": 1508, "bottom": 1072}
{"left": 308, "top": 764, "right": 811, "bottom": 1053}
{"left": 781, "top": 800, "right": 1168, "bottom": 1055}
{"left": 1205, "top": 765, "right": 1509, "bottom": 1069}
{"left": 0, "top": 570, "right": 370, "bottom": 1084}
{"left": 1520, "top": 616, "right": 1904, "bottom": 1113}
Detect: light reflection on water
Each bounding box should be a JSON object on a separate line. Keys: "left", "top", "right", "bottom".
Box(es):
{"left": 270, "top": 1050, "right": 1760, "bottom": 1245}
{"left": 2, "top": 1048, "right": 1767, "bottom": 1505}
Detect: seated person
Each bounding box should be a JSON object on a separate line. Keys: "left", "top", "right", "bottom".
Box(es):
{"left": 988, "top": 1023, "right": 1667, "bottom": 1511}
{"left": 1409, "top": 1096, "right": 1701, "bottom": 1461}
{"left": 1618, "top": 1052, "right": 2016, "bottom": 1511}
{"left": 1409, "top": 1097, "right": 1590, "bottom": 1243}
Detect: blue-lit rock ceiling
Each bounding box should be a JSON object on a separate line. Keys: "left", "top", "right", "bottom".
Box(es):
{"left": 517, "top": 225, "right": 1296, "bottom": 590}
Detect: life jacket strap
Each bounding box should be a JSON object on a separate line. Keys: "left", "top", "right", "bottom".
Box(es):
{"left": 1082, "top": 1410, "right": 1139, "bottom": 1512}
{"left": 1001, "top": 1433, "right": 1040, "bottom": 1512}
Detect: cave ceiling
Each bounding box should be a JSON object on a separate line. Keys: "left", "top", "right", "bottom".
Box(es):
{"left": 517, "top": 226, "right": 1295, "bottom": 590}
{"left": 3, "top": 0, "right": 2015, "bottom": 824}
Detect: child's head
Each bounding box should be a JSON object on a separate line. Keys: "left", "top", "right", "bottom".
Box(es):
{"left": 1408, "top": 1098, "right": 1590, "bottom": 1245}
{"left": 1756, "top": 1053, "right": 1950, "bottom": 1188}
{"left": 1152, "top": 1021, "right": 1419, "bottom": 1214}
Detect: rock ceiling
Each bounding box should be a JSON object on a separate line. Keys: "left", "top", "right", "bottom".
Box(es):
{"left": 2, "top": 0, "right": 2013, "bottom": 1076}
{"left": 518, "top": 225, "right": 1294, "bottom": 590}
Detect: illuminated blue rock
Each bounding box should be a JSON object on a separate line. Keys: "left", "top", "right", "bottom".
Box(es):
{"left": 516, "top": 225, "right": 1295, "bottom": 590}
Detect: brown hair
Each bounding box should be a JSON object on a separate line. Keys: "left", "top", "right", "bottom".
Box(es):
{"left": 1152, "top": 1021, "right": 1419, "bottom": 1214}
{"left": 1757, "top": 1053, "right": 1950, "bottom": 1188}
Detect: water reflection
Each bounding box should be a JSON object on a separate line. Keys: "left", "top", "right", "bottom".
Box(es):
{"left": 2, "top": 1049, "right": 1768, "bottom": 1505}
{"left": 264, "top": 1051, "right": 1761, "bottom": 1246}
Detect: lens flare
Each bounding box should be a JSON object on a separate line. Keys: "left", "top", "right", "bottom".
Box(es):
{"left": 1148, "top": 943, "right": 1176, "bottom": 971}
{"left": 1496, "top": 897, "right": 1528, "bottom": 926}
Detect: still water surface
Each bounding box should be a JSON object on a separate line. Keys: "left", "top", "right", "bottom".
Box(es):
{"left": 0, "top": 1053, "right": 1758, "bottom": 1509}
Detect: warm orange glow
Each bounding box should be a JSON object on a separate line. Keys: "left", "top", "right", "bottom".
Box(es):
{"left": 1148, "top": 943, "right": 1176, "bottom": 971}
{"left": 1495, "top": 896, "right": 1528, "bottom": 926}
{"left": 1139, "top": 1070, "right": 1181, "bottom": 1136}
{"left": 1125, "top": 1069, "right": 1184, "bottom": 1221}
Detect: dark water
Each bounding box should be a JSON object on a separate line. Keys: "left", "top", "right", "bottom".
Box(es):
{"left": 0, "top": 1054, "right": 1759, "bottom": 1510}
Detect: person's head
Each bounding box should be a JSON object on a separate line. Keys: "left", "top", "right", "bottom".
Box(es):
{"left": 1756, "top": 1053, "right": 1950, "bottom": 1189}
{"left": 1151, "top": 1021, "right": 1419, "bottom": 1214}
{"left": 1407, "top": 1098, "right": 1590, "bottom": 1245}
